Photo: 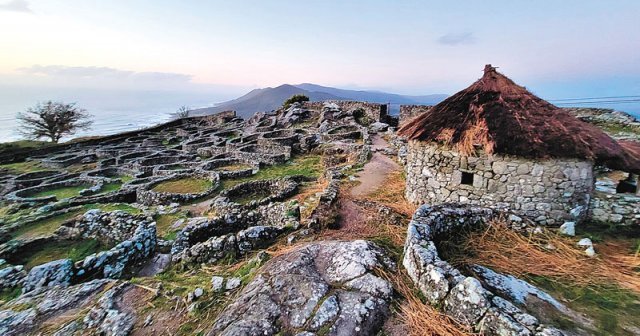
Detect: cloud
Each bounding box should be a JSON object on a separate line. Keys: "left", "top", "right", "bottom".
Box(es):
{"left": 0, "top": 0, "right": 32, "bottom": 13}
{"left": 437, "top": 32, "right": 475, "bottom": 46}
{"left": 19, "top": 65, "right": 193, "bottom": 86}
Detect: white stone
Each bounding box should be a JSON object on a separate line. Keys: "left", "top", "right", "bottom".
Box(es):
{"left": 559, "top": 222, "right": 575, "bottom": 236}
{"left": 225, "top": 277, "right": 241, "bottom": 290}
{"left": 576, "top": 238, "right": 592, "bottom": 247}
{"left": 585, "top": 246, "right": 596, "bottom": 257}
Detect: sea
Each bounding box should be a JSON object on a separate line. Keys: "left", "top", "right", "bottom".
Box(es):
{"left": 0, "top": 88, "right": 638, "bottom": 143}
{"left": 0, "top": 87, "right": 237, "bottom": 143}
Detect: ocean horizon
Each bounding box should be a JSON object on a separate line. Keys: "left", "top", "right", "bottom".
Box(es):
{"left": 1, "top": 88, "right": 638, "bottom": 144}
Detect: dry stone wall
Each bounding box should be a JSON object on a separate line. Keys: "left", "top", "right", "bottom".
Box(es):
{"left": 398, "top": 104, "right": 431, "bottom": 126}
{"left": 304, "top": 101, "right": 388, "bottom": 123}
{"left": 590, "top": 193, "right": 640, "bottom": 225}
{"left": 403, "top": 204, "right": 566, "bottom": 335}
{"left": 405, "top": 142, "right": 594, "bottom": 225}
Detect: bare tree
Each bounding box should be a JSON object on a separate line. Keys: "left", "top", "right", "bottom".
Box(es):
{"left": 173, "top": 105, "right": 190, "bottom": 119}
{"left": 17, "top": 101, "right": 93, "bottom": 143}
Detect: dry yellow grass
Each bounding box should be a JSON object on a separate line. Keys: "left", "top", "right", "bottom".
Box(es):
{"left": 363, "top": 169, "right": 417, "bottom": 217}
{"left": 456, "top": 219, "right": 640, "bottom": 293}
{"left": 381, "top": 269, "right": 473, "bottom": 336}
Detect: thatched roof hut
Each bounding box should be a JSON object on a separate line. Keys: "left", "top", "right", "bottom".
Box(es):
{"left": 398, "top": 65, "right": 639, "bottom": 174}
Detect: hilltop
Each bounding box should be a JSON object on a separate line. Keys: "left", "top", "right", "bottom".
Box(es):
{"left": 190, "top": 83, "right": 447, "bottom": 118}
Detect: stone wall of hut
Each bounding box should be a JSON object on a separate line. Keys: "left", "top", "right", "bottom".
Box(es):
{"left": 398, "top": 105, "right": 431, "bottom": 127}
{"left": 404, "top": 141, "right": 594, "bottom": 225}
{"left": 589, "top": 193, "right": 640, "bottom": 225}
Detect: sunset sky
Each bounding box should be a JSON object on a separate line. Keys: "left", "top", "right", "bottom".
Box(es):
{"left": 1, "top": 0, "right": 639, "bottom": 99}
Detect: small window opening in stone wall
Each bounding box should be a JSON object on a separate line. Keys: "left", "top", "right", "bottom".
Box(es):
{"left": 616, "top": 173, "right": 637, "bottom": 194}
{"left": 461, "top": 171, "right": 474, "bottom": 185}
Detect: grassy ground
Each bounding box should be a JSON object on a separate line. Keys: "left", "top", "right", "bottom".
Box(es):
{"left": 229, "top": 190, "right": 272, "bottom": 205}
{"left": 28, "top": 184, "right": 91, "bottom": 200}
{"left": 9, "top": 203, "right": 140, "bottom": 240}
{"left": 127, "top": 254, "right": 269, "bottom": 335}
{"left": 66, "top": 163, "right": 98, "bottom": 173}
{"left": 447, "top": 219, "right": 640, "bottom": 335}
{"left": 87, "top": 203, "right": 142, "bottom": 214}
{"left": 530, "top": 277, "right": 640, "bottom": 335}
{"left": 97, "top": 182, "right": 123, "bottom": 194}
{"left": 221, "top": 154, "right": 322, "bottom": 190}
{"left": 11, "top": 239, "right": 106, "bottom": 269}
{"left": 0, "top": 160, "right": 44, "bottom": 174}
{"left": 152, "top": 177, "right": 213, "bottom": 194}
{"left": 217, "top": 163, "right": 253, "bottom": 171}
{"left": 10, "top": 209, "right": 85, "bottom": 239}
{"left": 155, "top": 212, "right": 188, "bottom": 241}
{"left": 0, "top": 287, "right": 22, "bottom": 304}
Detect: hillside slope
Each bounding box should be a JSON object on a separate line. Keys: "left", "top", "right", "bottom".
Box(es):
{"left": 294, "top": 83, "right": 447, "bottom": 105}
{"left": 190, "top": 84, "right": 344, "bottom": 118}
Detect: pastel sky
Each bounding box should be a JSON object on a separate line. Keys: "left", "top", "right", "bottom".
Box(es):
{"left": 0, "top": 0, "right": 639, "bottom": 99}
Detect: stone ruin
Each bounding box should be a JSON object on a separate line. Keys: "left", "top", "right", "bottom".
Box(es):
{"left": 0, "top": 101, "right": 391, "bottom": 335}
{"left": 0, "top": 90, "right": 636, "bottom": 335}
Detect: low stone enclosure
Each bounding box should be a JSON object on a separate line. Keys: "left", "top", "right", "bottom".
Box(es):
{"left": 171, "top": 200, "right": 300, "bottom": 264}
{"left": 0, "top": 210, "right": 156, "bottom": 293}
{"left": 0, "top": 101, "right": 374, "bottom": 308}
{"left": 136, "top": 172, "right": 220, "bottom": 205}
{"left": 404, "top": 204, "right": 567, "bottom": 335}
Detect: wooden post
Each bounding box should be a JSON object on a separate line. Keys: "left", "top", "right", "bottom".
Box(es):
{"left": 636, "top": 174, "right": 640, "bottom": 196}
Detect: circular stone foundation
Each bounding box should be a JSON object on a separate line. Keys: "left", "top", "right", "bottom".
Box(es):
{"left": 221, "top": 178, "right": 298, "bottom": 207}
{"left": 137, "top": 173, "right": 220, "bottom": 205}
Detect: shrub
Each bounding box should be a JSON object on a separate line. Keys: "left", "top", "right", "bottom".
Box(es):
{"left": 283, "top": 94, "right": 309, "bottom": 109}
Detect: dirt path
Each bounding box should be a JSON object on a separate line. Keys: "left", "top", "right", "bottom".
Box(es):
{"left": 336, "top": 135, "right": 402, "bottom": 232}
{"left": 350, "top": 135, "right": 401, "bottom": 197}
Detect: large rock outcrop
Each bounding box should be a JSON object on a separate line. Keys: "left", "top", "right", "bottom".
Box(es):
{"left": 209, "top": 240, "right": 395, "bottom": 336}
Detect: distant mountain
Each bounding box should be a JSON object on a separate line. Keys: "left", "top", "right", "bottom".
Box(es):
{"left": 294, "top": 83, "right": 447, "bottom": 105}
{"left": 190, "top": 83, "right": 447, "bottom": 118}
{"left": 190, "top": 84, "right": 344, "bottom": 118}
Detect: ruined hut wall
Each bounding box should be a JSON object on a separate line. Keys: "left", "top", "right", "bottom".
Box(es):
{"left": 590, "top": 193, "right": 640, "bottom": 225}
{"left": 404, "top": 142, "right": 594, "bottom": 225}
{"left": 304, "top": 101, "right": 388, "bottom": 123}
{"left": 398, "top": 105, "right": 431, "bottom": 127}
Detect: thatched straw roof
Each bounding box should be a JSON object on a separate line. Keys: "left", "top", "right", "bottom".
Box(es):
{"left": 619, "top": 140, "right": 640, "bottom": 174}
{"left": 398, "top": 65, "right": 640, "bottom": 173}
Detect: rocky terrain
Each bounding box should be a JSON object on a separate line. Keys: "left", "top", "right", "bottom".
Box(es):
{"left": 0, "top": 103, "right": 638, "bottom": 335}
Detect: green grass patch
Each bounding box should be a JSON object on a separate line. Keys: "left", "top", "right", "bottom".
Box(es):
{"left": 84, "top": 203, "right": 142, "bottom": 214}
{"left": 97, "top": 182, "right": 122, "bottom": 194}
{"left": 221, "top": 154, "right": 322, "bottom": 189}
{"left": 576, "top": 221, "right": 640, "bottom": 243}
{"left": 217, "top": 163, "right": 253, "bottom": 171}
{"left": 155, "top": 212, "right": 187, "bottom": 240}
{"left": 0, "top": 160, "right": 44, "bottom": 174}
{"left": 0, "top": 140, "right": 52, "bottom": 152}
{"left": 12, "top": 239, "right": 106, "bottom": 269}
{"left": 530, "top": 276, "right": 640, "bottom": 335}
{"left": 10, "top": 209, "right": 85, "bottom": 239}
{"left": 152, "top": 177, "right": 213, "bottom": 194}
{"left": 0, "top": 286, "right": 22, "bottom": 304}
{"left": 28, "top": 184, "right": 91, "bottom": 200}
{"left": 118, "top": 175, "right": 134, "bottom": 183}
{"left": 229, "top": 190, "right": 272, "bottom": 205}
